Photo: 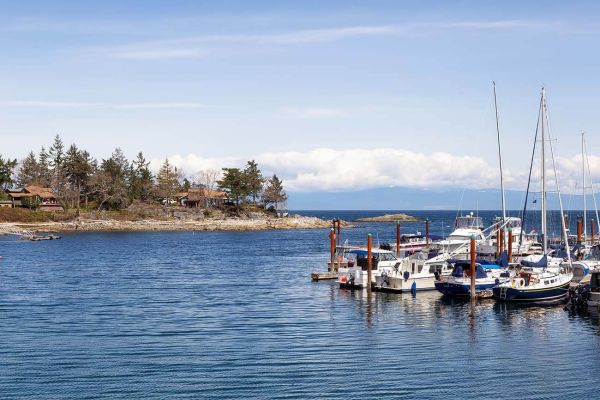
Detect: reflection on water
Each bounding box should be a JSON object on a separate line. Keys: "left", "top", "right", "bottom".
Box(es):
{"left": 1, "top": 229, "right": 600, "bottom": 399}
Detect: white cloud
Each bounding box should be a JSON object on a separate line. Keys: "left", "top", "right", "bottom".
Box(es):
{"left": 99, "top": 20, "right": 560, "bottom": 60}
{"left": 152, "top": 148, "right": 600, "bottom": 194}
{"left": 0, "top": 100, "right": 206, "bottom": 109}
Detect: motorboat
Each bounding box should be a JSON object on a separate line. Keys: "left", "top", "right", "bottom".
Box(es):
{"left": 337, "top": 248, "right": 400, "bottom": 290}
{"left": 372, "top": 252, "right": 453, "bottom": 293}
{"left": 434, "top": 259, "right": 512, "bottom": 297}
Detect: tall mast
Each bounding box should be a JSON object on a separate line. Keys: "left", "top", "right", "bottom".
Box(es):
{"left": 493, "top": 82, "right": 507, "bottom": 227}
{"left": 544, "top": 89, "right": 571, "bottom": 265}
{"left": 541, "top": 88, "right": 547, "bottom": 255}
{"left": 584, "top": 134, "right": 600, "bottom": 237}
{"left": 582, "top": 131, "right": 587, "bottom": 241}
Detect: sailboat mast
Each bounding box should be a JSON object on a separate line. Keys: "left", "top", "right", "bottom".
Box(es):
{"left": 584, "top": 134, "right": 600, "bottom": 237}
{"left": 543, "top": 89, "right": 572, "bottom": 265}
{"left": 541, "top": 88, "right": 547, "bottom": 255}
{"left": 493, "top": 82, "right": 507, "bottom": 226}
{"left": 583, "top": 131, "right": 587, "bottom": 241}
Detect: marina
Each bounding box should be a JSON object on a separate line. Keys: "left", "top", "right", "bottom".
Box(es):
{"left": 2, "top": 218, "right": 600, "bottom": 399}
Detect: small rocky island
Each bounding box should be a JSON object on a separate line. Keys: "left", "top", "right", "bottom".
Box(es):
{"left": 353, "top": 213, "right": 420, "bottom": 222}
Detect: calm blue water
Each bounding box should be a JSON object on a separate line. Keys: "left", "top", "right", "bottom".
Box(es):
{"left": 1, "top": 210, "right": 599, "bottom": 399}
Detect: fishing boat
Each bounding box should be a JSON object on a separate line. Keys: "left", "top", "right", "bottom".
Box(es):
{"left": 428, "top": 213, "right": 486, "bottom": 257}
{"left": 372, "top": 251, "right": 454, "bottom": 293}
{"left": 493, "top": 88, "right": 573, "bottom": 302}
{"left": 337, "top": 248, "right": 399, "bottom": 290}
{"left": 387, "top": 233, "right": 433, "bottom": 258}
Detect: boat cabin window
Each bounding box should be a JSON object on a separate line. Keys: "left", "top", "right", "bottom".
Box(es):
{"left": 355, "top": 254, "right": 379, "bottom": 270}
{"left": 378, "top": 253, "right": 397, "bottom": 261}
{"left": 454, "top": 216, "right": 483, "bottom": 230}
{"left": 428, "top": 264, "right": 443, "bottom": 273}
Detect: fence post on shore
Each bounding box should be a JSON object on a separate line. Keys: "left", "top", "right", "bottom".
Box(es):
{"left": 425, "top": 219, "right": 430, "bottom": 245}
{"left": 329, "top": 228, "right": 335, "bottom": 272}
{"left": 507, "top": 228, "right": 513, "bottom": 263}
{"left": 470, "top": 235, "right": 476, "bottom": 299}
{"left": 367, "top": 234, "right": 373, "bottom": 291}
{"left": 592, "top": 219, "right": 595, "bottom": 244}
{"left": 396, "top": 222, "right": 400, "bottom": 257}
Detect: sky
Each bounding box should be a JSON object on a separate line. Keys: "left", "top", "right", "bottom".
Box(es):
{"left": 2, "top": 0, "right": 600, "bottom": 202}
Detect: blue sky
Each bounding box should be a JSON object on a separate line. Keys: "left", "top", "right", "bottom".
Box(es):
{"left": 2, "top": 1, "right": 600, "bottom": 197}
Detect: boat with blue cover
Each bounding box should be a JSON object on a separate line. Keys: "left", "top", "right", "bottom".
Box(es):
{"left": 434, "top": 259, "right": 512, "bottom": 297}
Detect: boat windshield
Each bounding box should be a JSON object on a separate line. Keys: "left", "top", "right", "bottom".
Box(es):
{"left": 454, "top": 216, "right": 483, "bottom": 230}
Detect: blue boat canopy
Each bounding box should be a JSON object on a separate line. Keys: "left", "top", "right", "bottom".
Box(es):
{"left": 521, "top": 255, "right": 547, "bottom": 268}
{"left": 451, "top": 262, "right": 488, "bottom": 279}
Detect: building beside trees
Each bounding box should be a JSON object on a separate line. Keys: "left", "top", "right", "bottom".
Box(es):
{"left": 1, "top": 135, "right": 288, "bottom": 214}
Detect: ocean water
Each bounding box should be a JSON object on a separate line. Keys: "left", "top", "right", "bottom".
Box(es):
{"left": 0, "top": 210, "right": 599, "bottom": 399}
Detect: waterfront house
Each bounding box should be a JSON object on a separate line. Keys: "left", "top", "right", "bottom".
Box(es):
{"left": 6, "top": 186, "right": 63, "bottom": 211}
{"left": 179, "top": 187, "right": 227, "bottom": 209}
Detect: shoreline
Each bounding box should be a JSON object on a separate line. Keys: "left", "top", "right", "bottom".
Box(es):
{"left": 0, "top": 215, "right": 344, "bottom": 233}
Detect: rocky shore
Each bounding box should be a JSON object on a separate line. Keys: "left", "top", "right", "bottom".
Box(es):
{"left": 0, "top": 215, "right": 338, "bottom": 233}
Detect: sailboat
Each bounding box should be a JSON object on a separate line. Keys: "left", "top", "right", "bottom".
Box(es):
{"left": 493, "top": 88, "right": 573, "bottom": 302}
{"left": 570, "top": 131, "right": 600, "bottom": 282}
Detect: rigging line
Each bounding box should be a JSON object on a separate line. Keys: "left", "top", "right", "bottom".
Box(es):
{"left": 493, "top": 82, "right": 507, "bottom": 222}
{"left": 519, "top": 93, "right": 543, "bottom": 253}
{"left": 543, "top": 93, "right": 572, "bottom": 265}
{"left": 583, "top": 134, "right": 600, "bottom": 238}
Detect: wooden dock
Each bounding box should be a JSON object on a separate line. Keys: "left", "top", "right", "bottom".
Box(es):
{"left": 311, "top": 271, "right": 338, "bottom": 281}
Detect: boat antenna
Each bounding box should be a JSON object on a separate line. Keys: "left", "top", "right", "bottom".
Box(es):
{"left": 493, "top": 82, "right": 507, "bottom": 228}
{"left": 544, "top": 90, "right": 572, "bottom": 265}
{"left": 518, "top": 92, "right": 542, "bottom": 253}
{"left": 583, "top": 131, "right": 587, "bottom": 241}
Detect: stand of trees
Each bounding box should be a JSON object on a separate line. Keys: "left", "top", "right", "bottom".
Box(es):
{"left": 0, "top": 135, "right": 287, "bottom": 212}
{"left": 217, "top": 161, "right": 287, "bottom": 210}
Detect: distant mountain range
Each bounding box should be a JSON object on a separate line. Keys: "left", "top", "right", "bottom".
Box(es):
{"left": 287, "top": 187, "right": 594, "bottom": 211}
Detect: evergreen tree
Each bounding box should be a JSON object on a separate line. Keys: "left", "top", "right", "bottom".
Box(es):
{"left": 182, "top": 178, "right": 191, "bottom": 192}
{"left": 130, "top": 152, "right": 154, "bottom": 201}
{"left": 156, "top": 158, "right": 181, "bottom": 206}
{"left": 243, "top": 160, "right": 263, "bottom": 204}
{"left": 218, "top": 168, "right": 249, "bottom": 207}
{"left": 92, "top": 148, "right": 130, "bottom": 210}
{"left": 0, "top": 155, "right": 17, "bottom": 190}
{"left": 262, "top": 174, "right": 287, "bottom": 210}
{"left": 64, "top": 144, "right": 94, "bottom": 212}
{"left": 48, "top": 134, "right": 67, "bottom": 196}
{"left": 37, "top": 147, "right": 52, "bottom": 187}
{"left": 17, "top": 151, "right": 41, "bottom": 186}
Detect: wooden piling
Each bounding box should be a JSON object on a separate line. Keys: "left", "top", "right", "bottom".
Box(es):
{"left": 425, "top": 219, "right": 430, "bottom": 245}
{"left": 499, "top": 228, "right": 504, "bottom": 254}
{"left": 329, "top": 228, "right": 335, "bottom": 272}
{"left": 367, "top": 234, "right": 373, "bottom": 291}
{"left": 470, "top": 235, "right": 476, "bottom": 299}
{"left": 336, "top": 219, "right": 341, "bottom": 246}
{"left": 507, "top": 228, "right": 513, "bottom": 263}
{"left": 396, "top": 222, "right": 400, "bottom": 257}
{"left": 577, "top": 216, "right": 583, "bottom": 244}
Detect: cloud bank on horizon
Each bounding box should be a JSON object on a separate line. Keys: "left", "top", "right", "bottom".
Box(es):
{"left": 150, "top": 147, "right": 597, "bottom": 195}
